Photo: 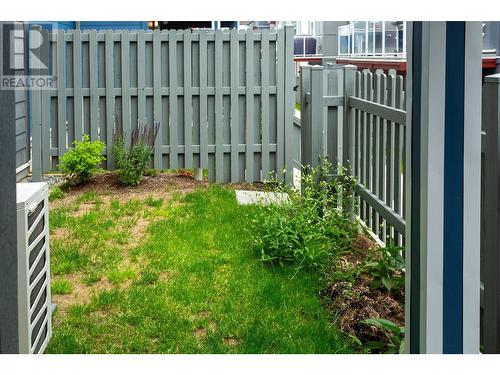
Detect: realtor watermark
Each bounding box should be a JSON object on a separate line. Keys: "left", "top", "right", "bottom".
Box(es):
{"left": 0, "top": 23, "right": 56, "bottom": 90}
{"left": 1, "top": 76, "right": 56, "bottom": 89}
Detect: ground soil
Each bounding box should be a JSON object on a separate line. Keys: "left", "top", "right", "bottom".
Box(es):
{"left": 321, "top": 233, "right": 405, "bottom": 349}
{"left": 64, "top": 171, "right": 207, "bottom": 196}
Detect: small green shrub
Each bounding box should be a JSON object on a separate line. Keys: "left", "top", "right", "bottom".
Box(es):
{"left": 112, "top": 121, "right": 160, "bottom": 186}
{"left": 59, "top": 135, "right": 105, "bottom": 185}
{"left": 364, "top": 243, "right": 405, "bottom": 298}
{"left": 51, "top": 279, "right": 73, "bottom": 295}
{"left": 361, "top": 318, "right": 405, "bottom": 354}
{"left": 49, "top": 186, "right": 65, "bottom": 201}
{"left": 252, "top": 160, "right": 358, "bottom": 269}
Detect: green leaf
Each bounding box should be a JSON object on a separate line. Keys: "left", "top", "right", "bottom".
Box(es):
{"left": 399, "top": 339, "right": 406, "bottom": 354}
{"left": 362, "top": 318, "right": 402, "bottom": 336}
{"left": 381, "top": 277, "right": 393, "bottom": 291}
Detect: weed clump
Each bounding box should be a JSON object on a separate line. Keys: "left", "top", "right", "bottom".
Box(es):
{"left": 251, "top": 160, "right": 358, "bottom": 269}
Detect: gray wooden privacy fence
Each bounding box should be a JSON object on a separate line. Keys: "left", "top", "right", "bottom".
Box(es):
{"left": 300, "top": 65, "right": 406, "bottom": 246}
{"left": 31, "top": 26, "right": 297, "bottom": 183}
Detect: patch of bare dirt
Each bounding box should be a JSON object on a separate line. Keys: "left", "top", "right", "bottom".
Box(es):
{"left": 194, "top": 327, "right": 208, "bottom": 340}
{"left": 126, "top": 217, "right": 150, "bottom": 248}
{"left": 223, "top": 336, "right": 240, "bottom": 347}
{"left": 229, "top": 182, "right": 267, "bottom": 191}
{"left": 51, "top": 228, "right": 70, "bottom": 241}
{"left": 322, "top": 282, "right": 404, "bottom": 343}
{"left": 191, "top": 310, "right": 210, "bottom": 321}
{"left": 52, "top": 274, "right": 114, "bottom": 318}
{"left": 158, "top": 270, "right": 176, "bottom": 282}
{"left": 73, "top": 202, "right": 96, "bottom": 217}
{"left": 51, "top": 171, "right": 207, "bottom": 209}
{"left": 208, "top": 321, "right": 218, "bottom": 332}
{"left": 69, "top": 171, "right": 206, "bottom": 196}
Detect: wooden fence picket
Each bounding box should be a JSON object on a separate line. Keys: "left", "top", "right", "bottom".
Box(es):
{"left": 31, "top": 27, "right": 296, "bottom": 184}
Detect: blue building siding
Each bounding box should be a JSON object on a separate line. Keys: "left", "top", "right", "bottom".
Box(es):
{"left": 33, "top": 21, "right": 148, "bottom": 31}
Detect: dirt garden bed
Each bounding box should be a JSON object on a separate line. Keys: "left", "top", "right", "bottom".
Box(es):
{"left": 320, "top": 234, "right": 405, "bottom": 351}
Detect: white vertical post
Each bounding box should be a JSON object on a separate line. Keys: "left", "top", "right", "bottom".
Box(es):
{"left": 462, "top": 21, "right": 482, "bottom": 354}
{"left": 405, "top": 21, "right": 482, "bottom": 354}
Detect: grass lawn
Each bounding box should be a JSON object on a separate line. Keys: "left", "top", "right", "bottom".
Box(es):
{"left": 46, "top": 173, "right": 353, "bottom": 353}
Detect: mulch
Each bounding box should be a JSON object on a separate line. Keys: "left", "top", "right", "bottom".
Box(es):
{"left": 320, "top": 234, "right": 405, "bottom": 347}
{"left": 60, "top": 171, "right": 208, "bottom": 198}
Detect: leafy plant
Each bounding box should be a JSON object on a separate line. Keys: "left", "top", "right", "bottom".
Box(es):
{"left": 361, "top": 318, "right": 405, "bottom": 354}
{"left": 251, "top": 159, "right": 358, "bottom": 269}
{"left": 49, "top": 186, "right": 66, "bottom": 201}
{"left": 112, "top": 119, "right": 160, "bottom": 186}
{"left": 59, "top": 134, "right": 105, "bottom": 185}
{"left": 364, "top": 243, "right": 405, "bottom": 297}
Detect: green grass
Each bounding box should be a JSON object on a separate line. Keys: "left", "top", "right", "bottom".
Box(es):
{"left": 47, "top": 185, "right": 353, "bottom": 353}
{"left": 51, "top": 279, "right": 73, "bottom": 295}
{"left": 49, "top": 186, "right": 65, "bottom": 201}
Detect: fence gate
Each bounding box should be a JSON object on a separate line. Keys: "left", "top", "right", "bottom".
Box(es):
{"left": 31, "top": 26, "right": 297, "bottom": 184}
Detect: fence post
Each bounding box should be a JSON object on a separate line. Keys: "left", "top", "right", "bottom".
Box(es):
{"left": 342, "top": 65, "right": 357, "bottom": 219}
{"left": 483, "top": 73, "right": 500, "bottom": 353}
{"left": 343, "top": 65, "right": 357, "bottom": 172}
{"left": 306, "top": 66, "right": 325, "bottom": 172}
{"left": 30, "top": 25, "right": 43, "bottom": 182}
{"left": 324, "top": 64, "right": 343, "bottom": 167}
{"left": 300, "top": 65, "right": 311, "bottom": 168}
{"left": 284, "top": 25, "right": 296, "bottom": 184}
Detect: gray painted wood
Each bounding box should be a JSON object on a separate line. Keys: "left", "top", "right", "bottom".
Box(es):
{"left": 245, "top": 30, "right": 254, "bottom": 182}
{"left": 121, "top": 30, "right": 131, "bottom": 146}
{"left": 261, "top": 29, "right": 270, "bottom": 179}
{"left": 56, "top": 29, "right": 67, "bottom": 160}
{"left": 31, "top": 25, "right": 43, "bottom": 182}
{"left": 168, "top": 30, "right": 178, "bottom": 169}
{"left": 199, "top": 30, "right": 209, "bottom": 171}
{"left": 284, "top": 26, "right": 295, "bottom": 184}
{"left": 32, "top": 27, "right": 294, "bottom": 183}
{"left": 105, "top": 30, "right": 115, "bottom": 168}
{"left": 73, "top": 29, "right": 84, "bottom": 143}
{"left": 230, "top": 28, "right": 239, "bottom": 182}
{"left": 276, "top": 28, "right": 284, "bottom": 181}
{"left": 483, "top": 74, "right": 500, "bottom": 353}
{"left": 89, "top": 30, "right": 99, "bottom": 141}
{"left": 215, "top": 30, "right": 223, "bottom": 182}
{"left": 184, "top": 30, "right": 193, "bottom": 169}
{"left": 137, "top": 30, "right": 146, "bottom": 126}
{"left": 300, "top": 63, "right": 407, "bottom": 245}
{"left": 373, "top": 70, "right": 382, "bottom": 237}
{"left": 300, "top": 66, "right": 311, "bottom": 167}
{"left": 366, "top": 70, "right": 373, "bottom": 230}
{"left": 153, "top": 30, "right": 162, "bottom": 169}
